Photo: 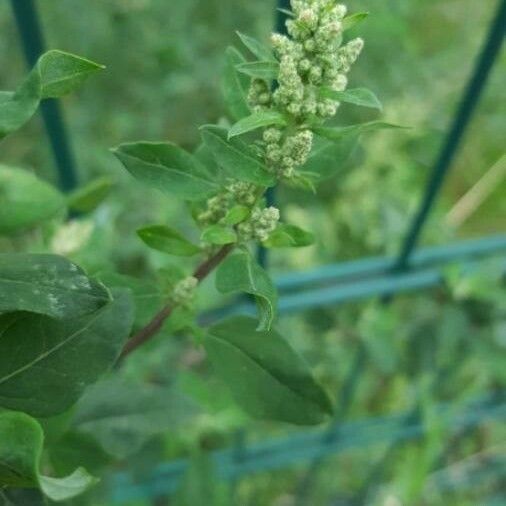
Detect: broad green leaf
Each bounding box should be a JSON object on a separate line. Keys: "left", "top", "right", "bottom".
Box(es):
{"left": 0, "top": 411, "right": 41, "bottom": 488}
{"left": 321, "top": 87, "right": 382, "bottom": 110}
{"left": 38, "top": 51, "right": 104, "bottom": 99}
{"left": 0, "top": 290, "right": 133, "bottom": 417}
{"left": 137, "top": 225, "right": 201, "bottom": 256}
{"left": 95, "top": 271, "right": 162, "bottom": 329}
{"left": 236, "top": 61, "right": 279, "bottom": 80}
{"left": 205, "top": 316, "right": 333, "bottom": 425}
{"left": 0, "top": 253, "right": 110, "bottom": 319}
{"left": 215, "top": 251, "right": 277, "bottom": 330}
{"left": 67, "top": 176, "right": 115, "bottom": 213}
{"left": 112, "top": 142, "right": 218, "bottom": 201}
{"left": 222, "top": 205, "right": 250, "bottom": 225}
{"left": 0, "top": 165, "right": 65, "bottom": 234}
{"left": 201, "top": 224, "right": 237, "bottom": 245}
{"left": 200, "top": 125, "right": 275, "bottom": 186}
{"left": 39, "top": 469, "right": 98, "bottom": 502}
{"left": 314, "top": 121, "right": 408, "bottom": 141}
{"left": 342, "top": 12, "right": 369, "bottom": 31}
{"left": 0, "top": 50, "right": 103, "bottom": 140}
{"left": 263, "top": 224, "right": 315, "bottom": 248}
{"left": 228, "top": 111, "right": 287, "bottom": 139}
{"left": 301, "top": 134, "right": 358, "bottom": 180}
{"left": 221, "top": 47, "right": 250, "bottom": 121}
{"left": 236, "top": 32, "right": 275, "bottom": 62}
{"left": 73, "top": 377, "right": 197, "bottom": 459}
{"left": 0, "top": 411, "right": 98, "bottom": 500}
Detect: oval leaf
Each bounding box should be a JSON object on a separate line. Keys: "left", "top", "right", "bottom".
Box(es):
{"left": 112, "top": 142, "right": 218, "bottom": 201}
{"left": 0, "top": 253, "right": 110, "bottom": 319}
{"left": 0, "top": 50, "right": 103, "bottom": 140}
{"left": 67, "top": 176, "right": 115, "bottom": 213}
{"left": 301, "top": 134, "right": 358, "bottom": 180}
{"left": 228, "top": 111, "right": 287, "bottom": 139}
{"left": 73, "top": 378, "right": 197, "bottom": 459}
{"left": 137, "top": 225, "right": 201, "bottom": 256}
{"left": 236, "top": 32, "right": 276, "bottom": 62}
{"left": 221, "top": 47, "right": 250, "bottom": 121}
{"left": 263, "top": 224, "right": 315, "bottom": 248}
{"left": 0, "top": 165, "right": 65, "bottom": 234}
{"left": 236, "top": 61, "right": 279, "bottom": 80}
{"left": 0, "top": 411, "right": 98, "bottom": 500}
{"left": 0, "top": 290, "right": 134, "bottom": 417}
{"left": 314, "top": 121, "right": 409, "bottom": 141}
{"left": 201, "top": 225, "right": 237, "bottom": 245}
{"left": 200, "top": 125, "right": 275, "bottom": 186}
{"left": 321, "top": 87, "right": 382, "bottom": 110}
{"left": 342, "top": 12, "right": 369, "bottom": 31}
{"left": 216, "top": 251, "right": 277, "bottom": 330}
{"left": 205, "top": 316, "right": 333, "bottom": 425}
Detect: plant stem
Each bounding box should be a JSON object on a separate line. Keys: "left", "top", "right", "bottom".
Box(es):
{"left": 119, "top": 243, "right": 234, "bottom": 360}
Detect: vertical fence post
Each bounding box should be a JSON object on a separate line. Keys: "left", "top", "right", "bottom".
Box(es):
{"left": 394, "top": 0, "right": 506, "bottom": 272}
{"left": 258, "top": 0, "right": 291, "bottom": 268}
{"left": 9, "top": 0, "right": 79, "bottom": 192}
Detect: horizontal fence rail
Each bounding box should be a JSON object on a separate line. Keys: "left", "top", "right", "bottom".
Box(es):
{"left": 109, "top": 394, "right": 506, "bottom": 502}
{"left": 203, "top": 235, "right": 506, "bottom": 322}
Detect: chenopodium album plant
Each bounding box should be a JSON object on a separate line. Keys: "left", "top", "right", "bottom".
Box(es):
{"left": 0, "top": 0, "right": 402, "bottom": 501}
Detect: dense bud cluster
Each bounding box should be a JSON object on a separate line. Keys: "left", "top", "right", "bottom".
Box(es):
{"left": 171, "top": 276, "right": 198, "bottom": 305}
{"left": 197, "top": 181, "right": 258, "bottom": 226}
{"left": 237, "top": 206, "right": 280, "bottom": 242}
{"left": 248, "top": 0, "right": 363, "bottom": 180}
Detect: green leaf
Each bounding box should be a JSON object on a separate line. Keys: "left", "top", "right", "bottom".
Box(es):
{"left": 0, "top": 411, "right": 41, "bottom": 488}
{"left": 228, "top": 111, "right": 287, "bottom": 139}
{"left": 205, "top": 316, "right": 333, "bottom": 425}
{"left": 73, "top": 377, "right": 197, "bottom": 459}
{"left": 321, "top": 87, "right": 382, "bottom": 110}
{"left": 0, "top": 253, "right": 110, "bottom": 319}
{"left": 38, "top": 51, "right": 104, "bottom": 99}
{"left": 201, "top": 225, "right": 237, "bottom": 245}
{"left": 0, "top": 50, "right": 103, "bottom": 140}
{"left": 221, "top": 47, "right": 250, "bottom": 121}
{"left": 137, "top": 225, "right": 201, "bottom": 256}
{"left": 0, "top": 290, "right": 133, "bottom": 417}
{"left": 112, "top": 142, "right": 218, "bottom": 201}
{"left": 263, "top": 224, "right": 315, "bottom": 248}
{"left": 222, "top": 205, "right": 250, "bottom": 225}
{"left": 342, "top": 12, "right": 369, "bottom": 31}
{"left": 314, "top": 121, "right": 409, "bottom": 141}
{"left": 216, "top": 251, "right": 277, "bottom": 331}
{"left": 39, "top": 468, "right": 98, "bottom": 502}
{"left": 200, "top": 125, "right": 275, "bottom": 186}
{"left": 236, "top": 61, "right": 279, "bottom": 80}
{"left": 0, "top": 411, "right": 98, "bottom": 500}
{"left": 301, "top": 133, "right": 358, "bottom": 180}
{"left": 236, "top": 32, "right": 275, "bottom": 62}
{"left": 0, "top": 165, "right": 66, "bottom": 234}
{"left": 67, "top": 176, "right": 115, "bottom": 213}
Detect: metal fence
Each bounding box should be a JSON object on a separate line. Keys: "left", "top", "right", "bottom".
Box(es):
{"left": 8, "top": 0, "right": 506, "bottom": 503}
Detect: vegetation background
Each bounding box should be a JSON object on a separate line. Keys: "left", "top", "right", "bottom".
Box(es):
{"left": 0, "top": 0, "right": 504, "bottom": 504}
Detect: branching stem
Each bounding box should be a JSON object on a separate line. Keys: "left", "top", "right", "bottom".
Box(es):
{"left": 119, "top": 243, "right": 234, "bottom": 360}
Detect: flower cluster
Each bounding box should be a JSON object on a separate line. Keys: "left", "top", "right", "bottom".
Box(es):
{"left": 197, "top": 181, "right": 258, "bottom": 226}
{"left": 237, "top": 206, "right": 280, "bottom": 242}
{"left": 171, "top": 276, "right": 198, "bottom": 306}
{"left": 248, "top": 0, "right": 364, "bottom": 180}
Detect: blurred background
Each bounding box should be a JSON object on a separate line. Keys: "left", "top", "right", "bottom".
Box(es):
{"left": 0, "top": 0, "right": 504, "bottom": 505}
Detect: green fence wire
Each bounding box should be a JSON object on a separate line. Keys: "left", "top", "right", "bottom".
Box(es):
{"left": 110, "top": 394, "right": 506, "bottom": 502}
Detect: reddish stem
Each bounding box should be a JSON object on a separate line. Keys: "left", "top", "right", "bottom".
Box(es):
{"left": 119, "top": 244, "right": 234, "bottom": 360}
